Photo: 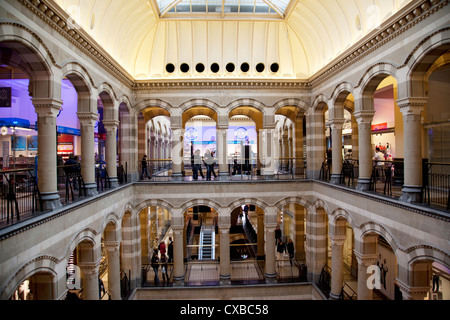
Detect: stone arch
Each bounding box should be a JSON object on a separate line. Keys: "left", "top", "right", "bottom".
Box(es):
{"left": 274, "top": 196, "right": 312, "bottom": 212}
{"left": 102, "top": 212, "right": 121, "bottom": 242}
{"left": 61, "top": 61, "right": 96, "bottom": 114}
{"left": 226, "top": 198, "right": 269, "bottom": 215}
{"left": 312, "top": 94, "right": 329, "bottom": 112}
{"left": 134, "top": 99, "right": 173, "bottom": 118}
{"left": 273, "top": 98, "right": 310, "bottom": 115}
{"left": 180, "top": 199, "right": 224, "bottom": 216}
{"left": 358, "top": 62, "right": 399, "bottom": 112}
{"left": 358, "top": 221, "right": 400, "bottom": 255}
{"left": 63, "top": 228, "right": 99, "bottom": 264}
{"left": 226, "top": 98, "right": 267, "bottom": 115}
{"left": 0, "top": 255, "right": 58, "bottom": 300}
{"left": 331, "top": 82, "right": 355, "bottom": 105}
{"left": 134, "top": 198, "right": 175, "bottom": 216}
{"left": 181, "top": 100, "right": 219, "bottom": 127}
{"left": 0, "top": 22, "right": 57, "bottom": 100}
{"left": 404, "top": 27, "right": 450, "bottom": 97}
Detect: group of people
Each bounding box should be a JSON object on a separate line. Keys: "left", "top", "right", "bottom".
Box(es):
{"left": 150, "top": 236, "right": 174, "bottom": 285}
{"left": 275, "top": 226, "right": 295, "bottom": 265}
{"left": 192, "top": 149, "right": 216, "bottom": 180}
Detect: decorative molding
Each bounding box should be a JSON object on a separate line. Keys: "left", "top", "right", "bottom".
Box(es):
{"left": 310, "top": 0, "right": 449, "bottom": 87}
{"left": 11, "top": 0, "right": 449, "bottom": 95}
{"left": 132, "top": 80, "right": 311, "bottom": 91}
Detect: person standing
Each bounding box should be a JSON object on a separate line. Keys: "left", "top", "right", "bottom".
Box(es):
{"left": 287, "top": 239, "right": 295, "bottom": 265}
{"left": 168, "top": 237, "right": 174, "bottom": 264}
{"left": 140, "top": 155, "right": 150, "bottom": 180}
{"left": 160, "top": 254, "right": 169, "bottom": 283}
{"left": 276, "top": 238, "right": 286, "bottom": 261}
{"left": 204, "top": 149, "right": 213, "bottom": 180}
{"left": 151, "top": 249, "right": 160, "bottom": 285}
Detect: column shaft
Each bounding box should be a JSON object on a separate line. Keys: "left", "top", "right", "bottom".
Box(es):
{"left": 330, "top": 119, "right": 345, "bottom": 184}
{"left": 219, "top": 226, "right": 231, "bottom": 284}
{"left": 172, "top": 226, "right": 185, "bottom": 285}
{"left": 33, "top": 100, "right": 62, "bottom": 210}
{"left": 78, "top": 113, "right": 98, "bottom": 196}
{"left": 329, "top": 236, "right": 345, "bottom": 299}
{"left": 103, "top": 121, "right": 119, "bottom": 187}
{"left": 355, "top": 111, "right": 375, "bottom": 191}
{"left": 105, "top": 242, "right": 121, "bottom": 300}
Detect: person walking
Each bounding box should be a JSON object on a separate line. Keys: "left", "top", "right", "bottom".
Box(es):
{"left": 159, "top": 240, "right": 166, "bottom": 257}
{"left": 167, "top": 237, "right": 174, "bottom": 264}
{"left": 140, "top": 155, "right": 151, "bottom": 180}
{"left": 287, "top": 239, "right": 295, "bottom": 265}
{"left": 276, "top": 238, "right": 286, "bottom": 261}
{"left": 160, "top": 254, "right": 169, "bottom": 283}
{"left": 151, "top": 249, "right": 160, "bottom": 285}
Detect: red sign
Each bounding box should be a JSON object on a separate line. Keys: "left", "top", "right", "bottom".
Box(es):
{"left": 372, "top": 123, "right": 387, "bottom": 131}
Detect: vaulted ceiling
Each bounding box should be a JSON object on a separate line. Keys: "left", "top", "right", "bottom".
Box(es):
{"left": 51, "top": 0, "right": 413, "bottom": 80}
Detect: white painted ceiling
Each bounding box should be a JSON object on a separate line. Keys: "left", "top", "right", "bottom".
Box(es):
{"left": 52, "top": 0, "right": 413, "bottom": 80}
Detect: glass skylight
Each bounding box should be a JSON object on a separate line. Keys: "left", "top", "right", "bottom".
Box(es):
{"left": 154, "top": 0, "right": 292, "bottom": 19}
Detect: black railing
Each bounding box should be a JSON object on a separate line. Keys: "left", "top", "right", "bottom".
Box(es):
{"left": 0, "top": 168, "right": 42, "bottom": 225}
{"left": 370, "top": 159, "right": 404, "bottom": 197}
{"left": 423, "top": 161, "right": 450, "bottom": 210}
{"left": 318, "top": 265, "right": 331, "bottom": 298}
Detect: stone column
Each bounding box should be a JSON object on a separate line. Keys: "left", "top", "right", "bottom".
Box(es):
{"left": 172, "top": 225, "right": 185, "bottom": 286}
{"left": 329, "top": 235, "right": 346, "bottom": 299}
{"left": 354, "top": 252, "right": 378, "bottom": 300}
{"left": 103, "top": 120, "right": 119, "bottom": 188}
{"left": 354, "top": 111, "right": 375, "bottom": 191}
{"left": 104, "top": 241, "right": 121, "bottom": 300}
{"left": 78, "top": 262, "right": 100, "bottom": 300}
{"left": 78, "top": 112, "right": 98, "bottom": 196}
{"left": 329, "top": 119, "right": 345, "bottom": 184}
{"left": 305, "top": 110, "right": 326, "bottom": 179}
{"left": 397, "top": 98, "right": 426, "bottom": 202}
{"left": 219, "top": 225, "right": 231, "bottom": 285}
{"left": 217, "top": 126, "right": 229, "bottom": 180}
{"left": 293, "top": 114, "right": 304, "bottom": 177}
{"left": 256, "top": 210, "right": 265, "bottom": 258}
{"left": 261, "top": 126, "right": 275, "bottom": 177}
{"left": 33, "top": 99, "right": 63, "bottom": 210}
{"left": 264, "top": 210, "right": 277, "bottom": 282}
{"left": 397, "top": 279, "right": 430, "bottom": 300}
{"left": 171, "top": 126, "right": 184, "bottom": 180}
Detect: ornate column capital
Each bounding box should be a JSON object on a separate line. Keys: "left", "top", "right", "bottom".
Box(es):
{"left": 354, "top": 110, "right": 376, "bottom": 124}
{"left": 396, "top": 278, "right": 430, "bottom": 300}
{"left": 32, "top": 98, "right": 63, "bottom": 117}
{"left": 102, "top": 120, "right": 120, "bottom": 130}
{"left": 396, "top": 97, "right": 427, "bottom": 116}
{"left": 77, "top": 112, "right": 98, "bottom": 125}
{"left": 329, "top": 235, "right": 346, "bottom": 246}
{"left": 328, "top": 118, "right": 345, "bottom": 130}
{"left": 353, "top": 251, "right": 378, "bottom": 266}
{"left": 104, "top": 241, "right": 121, "bottom": 252}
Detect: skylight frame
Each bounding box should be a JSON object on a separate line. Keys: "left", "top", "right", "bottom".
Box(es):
{"left": 151, "top": 0, "right": 296, "bottom": 20}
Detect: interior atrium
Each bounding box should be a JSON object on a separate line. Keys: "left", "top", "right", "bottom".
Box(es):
{"left": 0, "top": 0, "right": 449, "bottom": 305}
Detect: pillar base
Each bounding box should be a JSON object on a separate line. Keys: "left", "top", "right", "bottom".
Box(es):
{"left": 172, "top": 276, "right": 185, "bottom": 287}
{"left": 41, "top": 192, "right": 62, "bottom": 211}
{"left": 400, "top": 186, "right": 422, "bottom": 203}
{"left": 85, "top": 183, "right": 98, "bottom": 197}
{"left": 220, "top": 275, "right": 231, "bottom": 286}
{"left": 171, "top": 173, "right": 183, "bottom": 181}
{"left": 218, "top": 173, "right": 229, "bottom": 181}
{"left": 264, "top": 273, "right": 277, "bottom": 283}
{"left": 109, "top": 177, "right": 119, "bottom": 188}
{"left": 356, "top": 178, "right": 371, "bottom": 191}
{"left": 330, "top": 174, "right": 341, "bottom": 185}
{"left": 329, "top": 292, "right": 341, "bottom": 300}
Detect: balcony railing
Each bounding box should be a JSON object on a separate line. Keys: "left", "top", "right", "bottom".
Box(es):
{"left": 0, "top": 168, "right": 42, "bottom": 227}
{"left": 138, "top": 157, "right": 307, "bottom": 181}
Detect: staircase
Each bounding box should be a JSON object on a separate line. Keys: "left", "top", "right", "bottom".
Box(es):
{"left": 199, "top": 226, "right": 215, "bottom": 260}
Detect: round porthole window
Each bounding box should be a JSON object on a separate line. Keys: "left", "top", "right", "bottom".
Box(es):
{"left": 165, "top": 63, "right": 175, "bottom": 73}
{"left": 270, "top": 63, "right": 279, "bottom": 73}
{"left": 210, "top": 63, "right": 220, "bottom": 73}
{"left": 240, "top": 62, "right": 250, "bottom": 73}
{"left": 196, "top": 63, "right": 205, "bottom": 73}
{"left": 180, "top": 63, "right": 190, "bottom": 73}
{"left": 256, "top": 63, "right": 265, "bottom": 73}
{"left": 226, "top": 63, "right": 235, "bottom": 73}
